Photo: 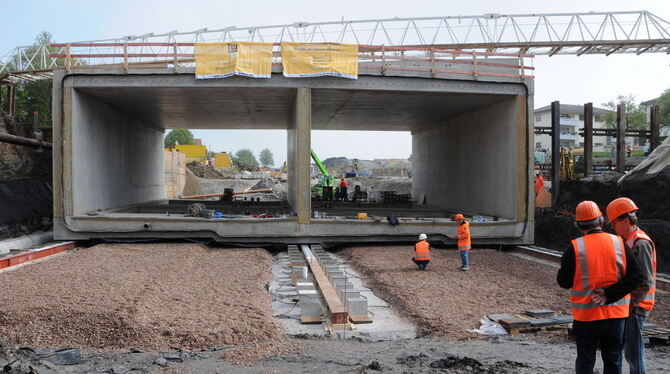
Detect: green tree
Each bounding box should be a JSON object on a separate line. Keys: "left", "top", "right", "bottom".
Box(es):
{"left": 12, "top": 32, "right": 60, "bottom": 127}
{"left": 259, "top": 148, "right": 274, "bottom": 167}
{"left": 233, "top": 148, "right": 259, "bottom": 167}
{"left": 657, "top": 88, "right": 670, "bottom": 128}
{"left": 601, "top": 94, "right": 648, "bottom": 130}
{"left": 164, "top": 129, "right": 195, "bottom": 148}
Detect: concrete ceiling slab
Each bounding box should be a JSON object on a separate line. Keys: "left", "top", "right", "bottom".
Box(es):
{"left": 77, "top": 86, "right": 508, "bottom": 131}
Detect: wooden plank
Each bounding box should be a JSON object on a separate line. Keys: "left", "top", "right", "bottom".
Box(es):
{"left": 300, "top": 316, "right": 323, "bottom": 324}
{"left": 349, "top": 315, "right": 373, "bottom": 324}
{"left": 304, "top": 255, "right": 348, "bottom": 325}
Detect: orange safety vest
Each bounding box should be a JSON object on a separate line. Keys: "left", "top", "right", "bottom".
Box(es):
{"left": 570, "top": 232, "right": 630, "bottom": 322}
{"left": 415, "top": 240, "right": 431, "bottom": 261}
{"left": 626, "top": 228, "right": 656, "bottom": 311}
{"left": 457, "top": 221, "right": 471, "bottom": 251}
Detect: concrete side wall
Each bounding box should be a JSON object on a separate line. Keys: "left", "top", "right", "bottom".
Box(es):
{"left": 70, "top": 90, "right": 164, "bottom": 215}
{"left": 287, "top": 88, "right": 311, "bottom": 223}
{"left": 412, "top": 96, "right": 521, "bottom": 219}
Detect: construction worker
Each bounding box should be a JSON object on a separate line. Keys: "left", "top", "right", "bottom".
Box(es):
{"left": 339, "top": 178, "right": 349, "bottom": 200}
{"left": 606, "top": 198, "right": 656, "bottom": 374}
{"left": 557, "top": 201, "right": 643, "bottom": 374}
{"left": 534, "top": 173, "right": 545, "bottom": 196}
{"left": 455, "top": 214, "right": 471, "bottom": 271}
{"left": 413, "top": 233, "right": 431, "bottom": 270}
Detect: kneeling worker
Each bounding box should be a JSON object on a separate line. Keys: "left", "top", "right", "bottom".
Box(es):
{"left": 413, "top": 234, "right": 431, "bottom": 270}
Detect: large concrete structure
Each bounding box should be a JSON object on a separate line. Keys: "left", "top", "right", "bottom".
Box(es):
{"left": 52, "top": 64, "right": 534, "bottom": 245}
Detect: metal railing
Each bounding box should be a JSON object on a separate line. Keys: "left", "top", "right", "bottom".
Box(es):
{"left": 41, "top": 43, "right": 534, "bottom": 80}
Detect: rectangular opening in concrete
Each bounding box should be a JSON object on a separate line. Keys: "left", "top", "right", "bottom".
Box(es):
{"left": 66, "top": 85, "right": 299, "bottom": 220}
{"left": 310, "top": 88, "right": 527, "bottom": 223}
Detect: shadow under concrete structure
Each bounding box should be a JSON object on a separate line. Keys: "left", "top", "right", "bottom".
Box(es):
{"left": 52, "top": 69, "right": 533, "bottom": 245}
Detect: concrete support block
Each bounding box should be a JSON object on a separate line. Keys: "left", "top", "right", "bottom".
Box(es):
{"left": 327, "top": 271, "right": 344, "bottom": 282}
{"left": 300, "top": 299, "right": 322, "bottom": 319}
{"left": 296, "top": 281, "right": 316, "bottom": 291}
{"left": 335, "top": 281, "right": 354, "bottom": 295}
{"left": 339, "top": 289, "right": 361, "bottom": 301}
{"left": 291, "top": 266, "right": 307, "bottom": 285}
{"left": 298, "top": 289, "right": 319, "bottom": 303}
{"left": 345, "top": 297, "right": 368, "bottom": 317}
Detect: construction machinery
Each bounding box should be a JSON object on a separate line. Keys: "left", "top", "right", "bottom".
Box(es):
{"left": 311, "top": 149, "right": 337, "bottom": 198}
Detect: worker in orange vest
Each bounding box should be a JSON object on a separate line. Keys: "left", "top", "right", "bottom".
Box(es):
{"left": 534, "top": 174, "right": 545, "bottom": 196}
{"left": 557, "top": 201, "right": 643, "bottom": 374}
{"left": 339, "top": 178, "right": 349, "bottom": 200}
{"left": 412, "top": 233, "right": 431, "bottom": 270}
{"left": 455, "top": 214, "right": 471, "bottom": 271}
{"left": 606, "top": 198, "right": 656, "bottom": 374}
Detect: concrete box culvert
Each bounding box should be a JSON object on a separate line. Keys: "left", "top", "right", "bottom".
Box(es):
{"left": 53, "top": 68, "right": 533, "bottom": 245}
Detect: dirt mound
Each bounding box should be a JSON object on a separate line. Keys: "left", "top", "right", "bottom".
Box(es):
{"left": 186, "top": 161, "right": 227, "bottom": 179}
{"left": 0, "top": 244, "right": 293, "bottom": 357}
{"left": 250, "top": 176, "right": 279, "bottom": 190}
{"left": 337, "top": 247, "right": 570, "bottom": 340}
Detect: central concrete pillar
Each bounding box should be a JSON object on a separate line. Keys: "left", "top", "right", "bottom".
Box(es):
{"left": 288, "top": 88, "right": 312, "bottom": 224}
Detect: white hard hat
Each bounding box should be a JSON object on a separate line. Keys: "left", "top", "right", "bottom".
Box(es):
{"left": 419, "top": 233, "right": 427, "bottom": 240}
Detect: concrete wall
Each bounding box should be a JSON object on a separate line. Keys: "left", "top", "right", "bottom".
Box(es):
{"left": 70, "top": 90, "right": 164, "bottom": 215}
{"left": 412, "top": 96, "right": 521, "bottom": 219}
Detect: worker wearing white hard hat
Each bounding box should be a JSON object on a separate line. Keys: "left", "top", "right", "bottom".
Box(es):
{"left": 412, "top": 234, "right": 431, "bottom": 270}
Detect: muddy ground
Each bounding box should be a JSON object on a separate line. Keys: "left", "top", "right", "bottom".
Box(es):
{"left": 1, "top": 245, "right": 668, "bottom": 373}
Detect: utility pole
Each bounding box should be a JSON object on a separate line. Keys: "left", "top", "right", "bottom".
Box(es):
{"left": 583, "top": 103, "right": 593, "bottom": 177}
{"left": 551, "top": 101, "right": 560, "bottom": 208}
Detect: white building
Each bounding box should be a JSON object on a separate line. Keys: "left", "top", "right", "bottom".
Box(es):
{"left": 534, "top": 104, "right": 614, "bottom": 153}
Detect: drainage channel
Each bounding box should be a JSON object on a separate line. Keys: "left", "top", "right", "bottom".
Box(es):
{"left": 270, "top": 244, "right": 416, "bottom": 340}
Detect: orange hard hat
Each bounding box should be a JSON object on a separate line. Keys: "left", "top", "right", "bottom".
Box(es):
{"left": 606, "top": 197, "right": 639, "bottom": 223}
{"left": 575, "top": 201, "right": 603, "bottom": 221}
{"left": 454, "top": 213, "right": 464, "bottom": 220}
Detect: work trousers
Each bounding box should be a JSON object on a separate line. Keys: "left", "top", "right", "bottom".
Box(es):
{"left": 624, "top": 313, "right": 646, "bottom": 374}
{"left": 460, "top": 250, "right": 469, "bottom": 267}
{"left": 412, "top": 258, "right": 429, "bottom": 270}
{"left": 572, "top": 318, "right": 625, "bottom": 374}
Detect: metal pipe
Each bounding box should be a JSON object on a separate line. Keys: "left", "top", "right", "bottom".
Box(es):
{"left": 0, "top": 132, "right": 52, "bottom": 149}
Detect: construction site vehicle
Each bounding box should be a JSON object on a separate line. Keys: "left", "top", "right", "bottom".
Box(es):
{"left": 311, "top": 149, "right": 337, "bottom": 198}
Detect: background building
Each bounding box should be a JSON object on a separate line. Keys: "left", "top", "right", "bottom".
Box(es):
{"left": 534, "top": 104, "right": 613, "bottom": 153}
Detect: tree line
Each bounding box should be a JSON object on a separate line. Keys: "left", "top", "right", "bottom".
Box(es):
{"left": 164, "top": 129, "right": 275, "bottom": 168}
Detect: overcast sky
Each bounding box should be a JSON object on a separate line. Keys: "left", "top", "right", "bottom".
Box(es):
{"left": 2, "top": 0, "right": 669, "bottom": 165}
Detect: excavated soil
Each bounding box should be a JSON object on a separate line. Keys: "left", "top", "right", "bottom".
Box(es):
{"left": 0, "top": 243, "right": 296, "bottom": 361}
{"left": 337, "top": 247, "right": 571, "bottom": 339}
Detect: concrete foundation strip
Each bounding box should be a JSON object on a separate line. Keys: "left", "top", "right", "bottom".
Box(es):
{"left": 300, "top": 244, "right": 349, "bottom": 325}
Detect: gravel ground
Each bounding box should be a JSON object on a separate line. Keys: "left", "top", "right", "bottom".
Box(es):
{"left": 336, "top": 247, "right": 578, "bottom": 339}
{"left": 0, "top": 243, "right": 295, "bottom": 361}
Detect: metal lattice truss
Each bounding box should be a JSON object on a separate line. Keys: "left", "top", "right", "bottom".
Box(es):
{"left": 1, "top": 10, "right": 669, "bottom": 78}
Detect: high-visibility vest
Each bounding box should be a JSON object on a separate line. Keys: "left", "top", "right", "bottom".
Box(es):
{"left": 457, "top": 221, "right": 471, "bottom": 251}
{"left": 415, "top": 240, "right": 431, "bottom": 261}
{"left": 626, "top": 228, "right": 656, "bottom": 311}
{"left": 570, "top": 232, "right": 630, "bottom": 322}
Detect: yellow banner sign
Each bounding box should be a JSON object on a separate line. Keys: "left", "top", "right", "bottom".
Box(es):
{"left": 195, "top": 42, "right": 273, "bottom": 79}
{"left": 281, "top": 42, "right": 358, "bottom": 79}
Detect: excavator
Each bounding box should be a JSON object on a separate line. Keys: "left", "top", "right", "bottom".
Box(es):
{"left": 310, "top": 149, "right": 337, "bottom": 198}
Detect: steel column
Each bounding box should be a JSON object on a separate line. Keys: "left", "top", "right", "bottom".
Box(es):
{"left": 583, "top": 103, "right": 593, "bottom": 177}
{"left": 616, "top": 104, "right": 626, "bottom": 173}
{"left": 650, "top": 105, "right": 661, "bottom": 152}
{"left": 551, "top": 101, "right": 560, "bottom": 208}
